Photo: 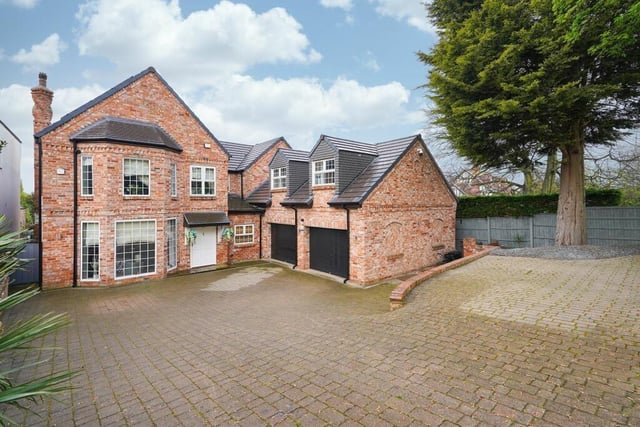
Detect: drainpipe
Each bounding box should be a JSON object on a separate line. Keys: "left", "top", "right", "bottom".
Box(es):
{"left": 258, "top": 211, "right": 263, "bottom": 259}
{"left": 291, "top": 207, "right": 298, "bottom": 269}
{"left": 73, "top": 143, "right": 79, "bottom": 287}
{"left": 240, "top": 172, "right": 244, "bottom": 199}
{"left": 37, "top": 138, "right": 43, "bottom": 291}
{"left": 343, "top": 206, "right": 350, "bottom": 284}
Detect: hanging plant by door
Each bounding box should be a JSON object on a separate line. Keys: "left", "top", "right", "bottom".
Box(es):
{"left": 187, "top": 229, "right": 197, "bottom": 246}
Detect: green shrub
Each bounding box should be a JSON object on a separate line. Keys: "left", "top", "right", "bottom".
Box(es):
{"left": 457, "top": 188, "right": 621, "bottom": 218}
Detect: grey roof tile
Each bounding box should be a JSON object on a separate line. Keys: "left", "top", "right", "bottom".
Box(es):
{"left": 328, "top": 135, "right": 419, "bottom": 206}
{"left": 70, "top": 116, "right": 183, "bottom": 152}
{"left": 183, "top": 211, "right": 230, "bottom": 227}
{"left": 228, "top": 193, "right": 264, "bottom": 213}
{"left": 221, "top": 137, "right": 288, "bottom": 172}
{"left": 244, "top": 179, "right": 271, "bottom": 206}
{"left": 277, "top": 148, "right": 309, "bottom": 163}
{"left": 317, "top": 135, "right": 378, "bottom": 156}
{"left": 282, "top": 179, "right": 312, "bottom": 207}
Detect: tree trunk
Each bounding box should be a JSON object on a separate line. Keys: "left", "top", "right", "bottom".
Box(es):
{"left": 522, "top": 166, "right": 534, "bottom": 194}
{"left": 555, "top": 142, "right": 586, "bottom": 245}
{"left": 542, "top": 149, "right": 558, "bottom": 194}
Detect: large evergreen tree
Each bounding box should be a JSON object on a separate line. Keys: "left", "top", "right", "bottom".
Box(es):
{"left": 421, "top": 0, "right": 640, "bottom": 245}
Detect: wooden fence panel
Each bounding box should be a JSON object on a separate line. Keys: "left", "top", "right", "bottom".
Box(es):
{"left": 457, "top": 207, "right": 640, "bottom": 248}
{"left": 9, "top": 242, "right": 39, "bottom": 285}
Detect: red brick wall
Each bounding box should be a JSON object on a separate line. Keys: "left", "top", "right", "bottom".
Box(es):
{"left": 243, "top": 139, "right": 289, "bottom": 196}
{"left": 351, "top": 140, "right": 457, "bottom": 285}
{"left": 36, "top": 70, "right": 229, "bottom": 288}
{"left": 228, "top": 213, "right": 262, "bottom": 262}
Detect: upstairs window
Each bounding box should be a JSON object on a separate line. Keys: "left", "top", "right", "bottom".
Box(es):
{"left": 190, "top": 165, "right": 216, "bottom": 196}
{"left": 170, "top": 163, "right": 177, "bottom": 197}
{"left": 313, "top": 159, "right": 335, "bottom": 186}
{"left": 123, "top": 158, "right": 150, "bottom": 196}
{"left": 271, "top": 167, "right": 287, "bottom": 189}
{"left": 81, "top": 155, "right": 93, "bottom": 196}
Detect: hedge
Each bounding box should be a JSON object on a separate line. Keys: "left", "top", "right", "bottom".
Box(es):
{"left": 456, "top": 188, "right": 621, "bottom": 218}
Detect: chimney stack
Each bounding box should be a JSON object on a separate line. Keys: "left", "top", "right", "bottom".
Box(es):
{"left": 31, "top": 72, "right": 53, "bottom": 133}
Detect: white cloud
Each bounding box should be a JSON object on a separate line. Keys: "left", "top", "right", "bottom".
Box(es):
{"left": 76, "top": 0, "right": 321, "bottom": 85}
{"left": 3, "top": 0, "right": 39, "bottom": 8}
{"left": 10, "top": 33, "right": 67, "bottom": 69}
{"left": 357, "top": 51, "right": 381, "bottom": 72}
{"left": 0, "top": 82, "right": 104, "bottom": 192}
{"left": 320, "top": 0, "right": 353, "bottom": 10}
{"left": 190, "top": 74, "right": 416, "bottom": 149}
{"left": 370, "top": 0, "right": 433, "bottom": 33}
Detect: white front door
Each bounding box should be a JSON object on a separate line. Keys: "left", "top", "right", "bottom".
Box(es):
{"left": 190, "top": 227, "right": 217, "bottom": 268}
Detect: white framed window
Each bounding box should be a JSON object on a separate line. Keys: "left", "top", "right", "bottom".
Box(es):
{"left": 313, "top": 159, "right": 335, "bottom": 186}
{"left": 190, "top": 165, "right": 216, "bottom": 196}
{"left": 170, "top": 163, "right": 177, "bottom": 197}
{"left": 271, "top": 167, "right": 287, "bottom": 189}
{"left": 115, "top": 220, "right": 156, "bottom": 278}
{"left": 81, "top": 221, "right": 99, "bottom": 280}
{"left": 81, "top": 155, "right": 93, "bottom": 196}
{"left": 123, "top": 158, "right": 150, "bottom": 196}
{"left": 234, "top": 224, "right": 254, "bottom": 245}
{"left": 166, "top": 218, "right": 177, "bottom": 270}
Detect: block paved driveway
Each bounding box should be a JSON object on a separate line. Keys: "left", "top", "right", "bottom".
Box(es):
{"left": 2, "top": 255, "right": 639, "bottom": 426}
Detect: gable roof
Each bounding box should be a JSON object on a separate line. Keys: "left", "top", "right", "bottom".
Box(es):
{"left": 220, "top": 137, "right": 288, "bottom": 172}
{"left": 33, "top": 66, "right": 228, "bottom": 155}
{"left": 70, "top": 116, "right": 183, "bottom": 152}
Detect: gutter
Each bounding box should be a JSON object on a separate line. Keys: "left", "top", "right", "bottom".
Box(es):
{"left": 37, "top": 137, "right": 43, "bottom": 291}
{"left": 291, "top": 207, "right": 298, "bottom": 269}
{"left": 343, "top": 206, "right": 350, "bottom": 284}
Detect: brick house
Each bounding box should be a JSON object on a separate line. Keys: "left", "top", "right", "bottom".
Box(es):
{"left": 32, "top": 67, "right": 456, "bottom": 289}
{"left": 264, "top": 135, "right": 457, "bottom": 286}
{"left": 221, "top": 137, "right": 290, "bottom": 262}
{"left": 33, "top": 68, "right": 233, "bottom": 288}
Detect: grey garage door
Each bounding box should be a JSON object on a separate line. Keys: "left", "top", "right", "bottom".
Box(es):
{"left": 271, "top": 224, "right": 297, "bottom": 264}
{"left": 309, "top": 228, "right": 349, "bottom": 278}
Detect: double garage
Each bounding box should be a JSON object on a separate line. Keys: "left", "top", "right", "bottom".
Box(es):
{"left": 270, "top": 224, "right": 349, "bottom": 278}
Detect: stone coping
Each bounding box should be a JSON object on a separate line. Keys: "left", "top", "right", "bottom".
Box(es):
{"left": 389, "top": 245, "right": 499, "bottom": 310}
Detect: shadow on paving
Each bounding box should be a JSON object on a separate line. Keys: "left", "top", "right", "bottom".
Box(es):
{"left": 1, "top": 258, "right": 638, "bottom": 426}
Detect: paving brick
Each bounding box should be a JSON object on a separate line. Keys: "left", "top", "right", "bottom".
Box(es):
{"left": 3, "top": 256, "right": 638, "bottom": 425}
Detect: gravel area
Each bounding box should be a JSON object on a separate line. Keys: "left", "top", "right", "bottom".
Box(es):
{"left": 491, "top": 244, "right": 640, "bottom": 260}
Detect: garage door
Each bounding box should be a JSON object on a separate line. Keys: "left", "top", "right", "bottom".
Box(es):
{"left": 310, "top": 228, "right": 349, "bottom": 278}
{"left": 271, "top": 224, "right": 297, "bottom": 264}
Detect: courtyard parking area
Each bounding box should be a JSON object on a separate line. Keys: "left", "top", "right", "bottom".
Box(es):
{"left": 1, "top": 255, "right": 639, "bottom": 426}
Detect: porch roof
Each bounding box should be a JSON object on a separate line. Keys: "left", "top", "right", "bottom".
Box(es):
{"left": 183, "top": 211, "right": 230, "bottom": 227}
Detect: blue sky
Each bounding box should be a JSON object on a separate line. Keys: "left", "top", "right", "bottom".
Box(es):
{"left": 1, "top": 0, "right": 439, "bottom": 192}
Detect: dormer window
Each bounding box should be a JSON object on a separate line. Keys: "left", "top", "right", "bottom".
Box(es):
{"left": 271, "top": 167, "right": 287, "bottom": 189}
{"left": 313, "top": 159, "right": 335, "bottom": 186}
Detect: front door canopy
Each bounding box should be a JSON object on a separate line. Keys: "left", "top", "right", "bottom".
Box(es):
{"left": 184, "top": 212, "right": 230, "bottom": 228}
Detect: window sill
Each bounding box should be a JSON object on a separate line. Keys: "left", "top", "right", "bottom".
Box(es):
{"left": 234, "top": 242, "right": 255, "bottom": 247}
{"left": 311, "top": 184, "right": 335, "bottom": 190}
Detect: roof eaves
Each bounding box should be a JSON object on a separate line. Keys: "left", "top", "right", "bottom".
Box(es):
{"left": 240, "top": 137, "right": 290, "bottom": 170}
{"left": 0, "top": 119, "right": 22, "bottom": 143}
{"left": 33, "top": 67, "right": 229, "bottom": 157}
